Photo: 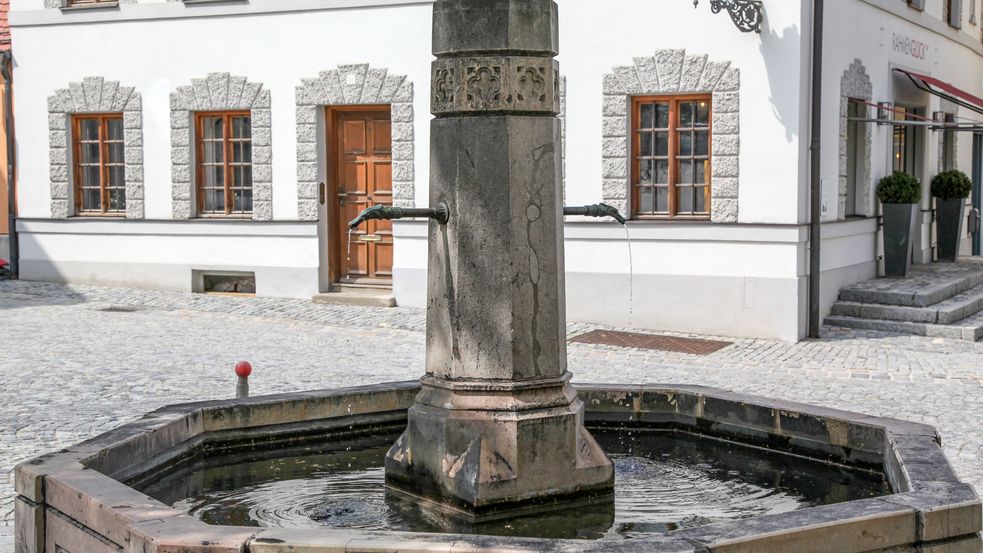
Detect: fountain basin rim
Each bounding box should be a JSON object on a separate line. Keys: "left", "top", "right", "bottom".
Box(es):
{"left": 14, "top": 381, "right": 982, "bottom": 553}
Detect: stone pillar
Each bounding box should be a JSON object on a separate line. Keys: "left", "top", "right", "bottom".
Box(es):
{"left": 384, "top": 0, "right": 614, "bottom": 517}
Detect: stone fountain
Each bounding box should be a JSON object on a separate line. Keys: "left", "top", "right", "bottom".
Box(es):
{"left": 382, "top": 0, "right": 614, "bottom": 517}
{"left": 14, "top": 1, "right": 982, "bottom": 552}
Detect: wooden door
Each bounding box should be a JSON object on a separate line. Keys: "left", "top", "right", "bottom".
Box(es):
{"left": 332, "top": 108, "right": 393, "bottom": 283}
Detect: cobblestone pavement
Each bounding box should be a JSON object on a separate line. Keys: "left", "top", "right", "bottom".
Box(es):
{"left": 1, "top": 280, "right": 983, "bottom": 549}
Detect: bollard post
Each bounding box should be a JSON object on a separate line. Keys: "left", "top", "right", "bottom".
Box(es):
{"left": 234, "top": 361, "right": 252, "bottom": 399}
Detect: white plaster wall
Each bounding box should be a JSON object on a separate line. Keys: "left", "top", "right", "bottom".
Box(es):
{"left": 821, "top": 0, "right": 983, "bottom": 225}
{"left": 17, "top": 219, "right": 320, "bottom": 297}
{"left": 10, "top": 1, "right": 434, "bottom": 221}
{"left": 559, "top": 0, "right": 806, "bottom": 225}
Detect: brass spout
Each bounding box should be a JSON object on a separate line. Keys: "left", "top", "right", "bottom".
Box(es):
{"left": 563, "top": 203, "right": 627, "bottom": 225}
{"left": 348, "top": 203, "right": 450, "bottom": 230}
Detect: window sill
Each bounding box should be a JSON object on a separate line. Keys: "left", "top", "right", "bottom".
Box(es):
{"left": 59, "top": 3, "right": 120, "bottom": 12}
{"left": 72, "top": 213, "right": 126, "bottom": 219}
{"left": 630, "top": 216, "right": 712, "bottom": 222}
{"left": 194, "top": 215, "right": 255, "bottom": 221}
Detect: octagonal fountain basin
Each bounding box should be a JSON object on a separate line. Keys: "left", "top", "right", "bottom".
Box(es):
{"left": 15, "top": 383, "right": 983, "bottom": 553}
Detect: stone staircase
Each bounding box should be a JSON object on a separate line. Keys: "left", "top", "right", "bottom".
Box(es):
{"left": 825, "top": 258, "right": 983, "bottom": 341}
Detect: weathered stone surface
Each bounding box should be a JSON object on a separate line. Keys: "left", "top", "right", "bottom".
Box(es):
{"left": 433, "top": 0, "right": 558, "bottom": 57}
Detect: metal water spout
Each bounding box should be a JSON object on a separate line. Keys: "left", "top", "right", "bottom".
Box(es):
{"left": 348, "top": 203, "right": 450, "bottom": 230}
{"left": 563, "top": 203, "right": 626, "bottom": 224}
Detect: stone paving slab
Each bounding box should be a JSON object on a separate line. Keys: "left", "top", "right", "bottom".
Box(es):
{"left": 1, "top": 280, "right": 983, "bottom": 553}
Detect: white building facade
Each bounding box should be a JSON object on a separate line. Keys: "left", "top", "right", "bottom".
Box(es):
{"left": 8, "top": 0, "right": 983, "bottom": 340}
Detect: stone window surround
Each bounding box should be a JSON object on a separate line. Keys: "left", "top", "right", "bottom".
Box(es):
{"left": 839, "top": 59, "right": 874, "bottom": 219}
{"left": 602, "top": 49, "right": 740, "bottom": 223}
{"left": 47, "top": 77, "right": 144, "bottom": 220}
{"left": 170, "top": 73, "right": 272, "bottom": 221}
{"left": 295, "top": 64, "right": 415, "bottom": 221}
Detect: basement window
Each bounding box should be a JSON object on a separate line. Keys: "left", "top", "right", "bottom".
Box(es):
{"left": 194, "top": 271, "right": 256, "bottom": 296}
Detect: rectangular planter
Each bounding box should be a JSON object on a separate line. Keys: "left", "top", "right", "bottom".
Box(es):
{"left": 935, "top": 198, "right": 965, "bottom": 262}
{"left": 883, "top": 203, "right": 917, "bottom": 278}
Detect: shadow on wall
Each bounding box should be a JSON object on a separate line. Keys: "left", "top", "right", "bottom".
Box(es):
{"left": 758, "top": 17, "right": 802, "bottom": 143}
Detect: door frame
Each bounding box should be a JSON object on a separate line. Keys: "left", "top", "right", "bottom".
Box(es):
{"left": 325, "top": 104, "right": 392, "bottom": 286}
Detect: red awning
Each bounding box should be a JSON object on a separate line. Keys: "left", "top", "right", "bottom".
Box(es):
{"left": 894, "top": 68, "right": 983, "bottom": 116}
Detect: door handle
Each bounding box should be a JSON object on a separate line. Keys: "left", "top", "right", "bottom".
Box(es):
{"left": 318, "top": 182, "right": 326, "bottom": 205}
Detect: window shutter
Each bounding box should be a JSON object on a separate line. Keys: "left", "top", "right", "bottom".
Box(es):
{"left": 949, "top": 0, "right": 963, "bottom": 28}
{"left": 907, "top": 0, "right": 925, "bottom": 11}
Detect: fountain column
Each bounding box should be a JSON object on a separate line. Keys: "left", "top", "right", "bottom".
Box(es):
{"left": 384, "top": 0, "right": 614, "bottom": 516}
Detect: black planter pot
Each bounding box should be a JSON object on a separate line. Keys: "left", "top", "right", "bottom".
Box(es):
{"left": 882, "top": 203, "right": 917, "bottom": 278}
{"left": 935, "top": 198, "right": 965, "bottom": 262}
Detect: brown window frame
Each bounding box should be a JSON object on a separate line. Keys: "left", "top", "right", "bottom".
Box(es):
{"left": 64, "top": 0, "right": 118, "bottom": 6}
{"left": 72, "top": 113, "right": 126, "bottom": 216}
{"left": 194, "top": 111, "right": 253, "bottom": 218}
{"left": 631, "top": 94, "right": 713, "bottom": 220}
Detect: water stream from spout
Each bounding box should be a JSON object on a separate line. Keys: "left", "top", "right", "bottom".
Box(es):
{"left": 347, "top": 228, "right": 354, "bottom": 265}
{"left": 624, "top": 225, "right": 634, "bottom": 328}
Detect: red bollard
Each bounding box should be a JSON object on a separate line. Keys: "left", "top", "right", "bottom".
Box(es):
{"left": 235, "top": 361, "right": 252, "bottom": 399}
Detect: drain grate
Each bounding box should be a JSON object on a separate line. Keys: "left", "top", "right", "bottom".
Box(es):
{"left": 97, "top": 305, "right": 143, "bottom": 313}
{"left": 570, "top": 330, "right": 732, "bottom": 355}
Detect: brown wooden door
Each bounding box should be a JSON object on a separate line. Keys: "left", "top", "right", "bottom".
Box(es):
{"left": 333, "top": 108, "right": 393, "bottom": 283}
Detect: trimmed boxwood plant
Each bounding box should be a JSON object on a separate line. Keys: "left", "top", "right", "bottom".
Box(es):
{"left": 931, "top": 170, "right": 972, "bottom": 200}
{"left": 877, "top": 172, "right": 922, "bottom": 204}
{"left": 932, "top": 170, "right": 973, "bottom": 262}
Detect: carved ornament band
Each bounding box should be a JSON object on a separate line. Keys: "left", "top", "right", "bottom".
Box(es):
{"left": 431, "top": 56, "right": 560, "bottom": 115}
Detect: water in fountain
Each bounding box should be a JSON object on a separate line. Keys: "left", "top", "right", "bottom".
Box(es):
{"left": 137, "top": 429, "right": 889, "bottom": 541}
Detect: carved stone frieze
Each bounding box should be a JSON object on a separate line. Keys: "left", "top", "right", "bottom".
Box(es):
{"left": 431, "top": 56, "right": 559, "bottom": 115}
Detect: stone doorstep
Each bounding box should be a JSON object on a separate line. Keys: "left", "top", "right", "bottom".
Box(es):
{"left": 313, "top": 285, "right": 396, "bottom": 308}
{"left": 839, "top": 262, "right": 983, "bottom": 308}
{"left": 824, "top": 315, "right": 983, "bottom": 342}
{"left": 830, "top": 282, "right": 983, "bottom": 325}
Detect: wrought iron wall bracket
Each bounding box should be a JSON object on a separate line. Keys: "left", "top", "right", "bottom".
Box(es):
{"left": 694, "top": 0, "right": 764, "bottom": 33}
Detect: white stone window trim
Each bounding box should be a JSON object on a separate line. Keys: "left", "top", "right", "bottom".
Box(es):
{"left": 294, "top": 64, "right": 415, "bottom": 220}
{"left": 170, "top": 72, "right": 273, "bottom": 221}
{"left": 47, "top": 77, "right": 144, "bottom": 219}
{"left": 839, "top": 59, "right": 874, "bottom": 220}
{"left": 602, "top": 49, "right": 740, "bottom": 223}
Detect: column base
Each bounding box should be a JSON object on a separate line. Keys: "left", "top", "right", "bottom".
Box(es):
{"left": 384, "top": 376, "right": 614, "bottom": 518}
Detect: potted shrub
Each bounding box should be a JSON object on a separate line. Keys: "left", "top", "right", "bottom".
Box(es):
{"left": 931, "top": 169, "right": 973, "bottom": 262}
{"left": 877, "top": 172, "right": 921, "bottom": 277}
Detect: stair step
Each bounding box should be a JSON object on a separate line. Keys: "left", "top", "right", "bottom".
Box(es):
{"left": 838, "top": 258, "right": 983, "bottom": 307}
{"left": 312, "top": 288, "right": 396, "bottom": 308}
{"left": 824, "top": 314, "right": 983, "bottom": 342}
{"left": 830, "top": 282, "right": 983, "bottom": 325}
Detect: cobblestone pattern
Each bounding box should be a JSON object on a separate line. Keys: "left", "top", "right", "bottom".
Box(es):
{"left": 2, "top": 281, "right": 983, "bottom": 550}
{"left": 170, "top": 73, "right": 273, "bottom": 220}
{"left": 602, "top": 49, "right": 740, "bottom": 223}
{"left": 295, "top": 64, "right": 415, "bottom": 217}
{"left": 48, "top": 77, "right": 144, "bottom": 219}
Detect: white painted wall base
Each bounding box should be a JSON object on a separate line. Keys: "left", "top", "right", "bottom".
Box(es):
{"left": 17, "top": 219, "right": 321, "bottom": 299}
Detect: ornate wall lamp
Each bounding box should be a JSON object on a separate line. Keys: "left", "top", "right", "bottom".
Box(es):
{"left": 693, "top": 0, "right": 764, "bottom": 33}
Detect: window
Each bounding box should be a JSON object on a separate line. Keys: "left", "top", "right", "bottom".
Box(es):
{"left": 942, "top": 114, "right": 956, "bottom": 170}
{"left": 64, "top": 0, "right": 118, "bottom": 6}
{"left": 946, "top": 0, "right": 963, "bottom": 28}
{"left": 893, "top": 107, "right": 918, "bottom": 175}
{"left": 907, "top": 0, "right": 925, "bottom": 11}
{"left": 632, "top": 96, "right": 711, "bottom": 219}
{"left": 72, "top": 114, "right": 125, "bottom": 215}
{"left": 195, "top": 112, "right": 253, "bottom": 216}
